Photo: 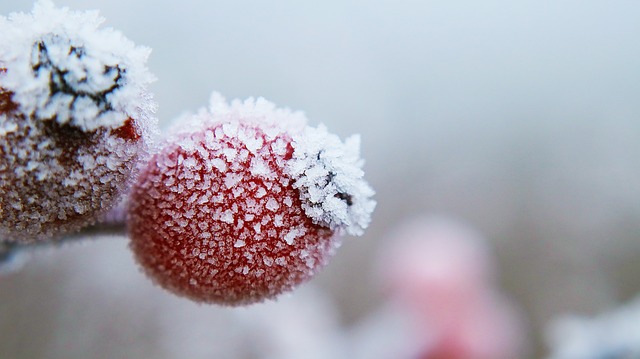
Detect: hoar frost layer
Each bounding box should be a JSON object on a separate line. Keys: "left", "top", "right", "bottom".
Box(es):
{"left": 0, "top": 1, "right": 156, "bottom": 242}
{"left": 129, "top": 93, "right": 375, "bottom": 305}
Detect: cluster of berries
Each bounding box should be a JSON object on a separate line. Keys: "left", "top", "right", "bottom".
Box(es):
{"left": 0, "top": 1, "right": 375, "bottom": 306}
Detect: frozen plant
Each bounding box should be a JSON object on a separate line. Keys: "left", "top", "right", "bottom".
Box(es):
{"left": 128, "top": 93, "right": 376, "bottom": 305}
{"left": 0, "top": 1, "right": 375, "bottom": 306}
{"left": 0, "top": 0, "right": 157, "bottom": 243}
{"left": 546, "top": 296, "right": 640, "bottom": 359}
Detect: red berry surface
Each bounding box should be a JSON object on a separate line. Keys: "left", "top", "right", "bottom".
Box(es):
{"left": 129, "top": 121, "right": 340, "bottom": 305}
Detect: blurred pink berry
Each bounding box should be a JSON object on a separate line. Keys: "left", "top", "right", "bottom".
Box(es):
{"left": 0, "top": 1, "right": 156, "bottom": 242}
{"left": 377, "top": 217, "right": 526, "bottom": 359}
{"left": 128, "top": 93, "right": 375, "bottom": 305}
{"left": 381, "top": 218, "right": 494, "bottom": 315}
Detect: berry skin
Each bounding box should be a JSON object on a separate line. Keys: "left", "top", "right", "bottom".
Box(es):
{"left": 0, "top": 1, "right": 156, "bottom": 243}
{"left": 128, "top": 94, "right": 375, "bottom": 305}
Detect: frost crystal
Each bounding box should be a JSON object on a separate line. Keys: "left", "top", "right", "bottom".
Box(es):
{"left": 287, "top": 125, "right": 376, "bottom": 236}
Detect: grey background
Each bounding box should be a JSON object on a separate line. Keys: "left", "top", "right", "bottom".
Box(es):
{"left": 1, "top": 1, "right": 640, "bottom": 358}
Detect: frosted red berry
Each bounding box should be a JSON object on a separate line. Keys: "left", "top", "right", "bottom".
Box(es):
{"left": 128, "top": 94, "right": 375, "bottom": 305}
{"left": 0, "top": 2, "right": 156, "bottom": 243}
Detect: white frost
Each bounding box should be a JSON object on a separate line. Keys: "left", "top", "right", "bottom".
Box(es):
{"left": 0, "top": 0, "right": 156, "bottom": 132}
{"left": 283, "top": 227, "right": 305, "bottom": 245}
{"left": 286, "top": 125, "right": 376, "bottom": 236}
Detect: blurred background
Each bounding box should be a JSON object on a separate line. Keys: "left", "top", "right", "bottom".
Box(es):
{"left": 1, "top": 1, "right": 640, "bottom": 358}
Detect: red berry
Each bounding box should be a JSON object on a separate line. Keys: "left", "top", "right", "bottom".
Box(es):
{"left": 0, "top": 2, "right": 156, "bottom": 242}
{"left": 128, "top": 94, "right": 375, "bottom": 305}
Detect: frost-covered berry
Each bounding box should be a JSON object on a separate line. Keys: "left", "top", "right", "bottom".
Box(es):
{"left": 128, "top": 93, "right": 375, "bottom": 305}
{"left": 0, "top": 1, "right": 156, "bottom": 242}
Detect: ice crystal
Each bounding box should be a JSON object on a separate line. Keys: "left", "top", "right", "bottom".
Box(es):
{"left": 287, "top": 125, "right": 376, "bottom": 236}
